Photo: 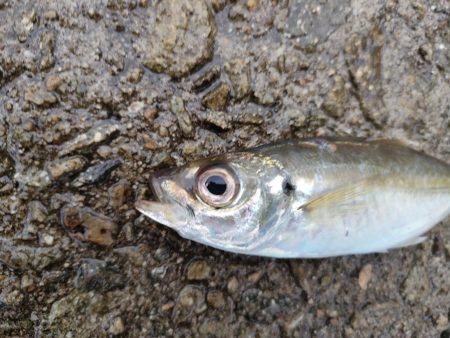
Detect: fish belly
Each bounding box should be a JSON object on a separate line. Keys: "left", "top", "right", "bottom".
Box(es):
{"left": 273, "top": 189, "right": 450, "bottom": 258}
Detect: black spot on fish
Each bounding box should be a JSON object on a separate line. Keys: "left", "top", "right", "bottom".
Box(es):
{"left": 283, "top": 179, "right": 295, "bottom": 196}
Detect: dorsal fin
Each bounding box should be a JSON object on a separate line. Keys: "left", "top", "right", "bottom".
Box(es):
{"left": 367, "top": 138, "right": 409, "bottom": 147}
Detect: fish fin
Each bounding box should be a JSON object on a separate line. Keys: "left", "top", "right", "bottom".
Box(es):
{"left": 314, "top": 136, "right": 367, "bottom": 143}
{"left": 367, "top": 138, "right": 408, "bottom": 146}
{"left": 391, "top": 236, "right": 427, "bottom": 249}
{"left": 298, "top": 176, "right": 382, "bottom": 213}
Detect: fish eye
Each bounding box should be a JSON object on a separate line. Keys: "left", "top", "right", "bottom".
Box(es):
{"left": 196, "top": 165, "right": 239, "bottom": 207}
{"left": 205, "top": 175, "right": 227, "bottom": 195}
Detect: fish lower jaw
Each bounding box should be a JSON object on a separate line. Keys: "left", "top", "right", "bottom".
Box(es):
{"left": 135, "top": 200, "right": 188, "bottom": 229}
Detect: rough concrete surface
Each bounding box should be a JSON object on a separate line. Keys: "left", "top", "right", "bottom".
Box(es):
{"left": 0, "top": 0, "right": 450, "bottom": 337}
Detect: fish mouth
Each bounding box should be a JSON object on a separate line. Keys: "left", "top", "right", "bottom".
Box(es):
{"left": 149, "top": 168, "right": 175, "bottom": 203}
{"left": 135, "top": 170, "right": 190, "bottom": 230}
{"left": 135, "top": 199, "right": 188, "bottom": 230}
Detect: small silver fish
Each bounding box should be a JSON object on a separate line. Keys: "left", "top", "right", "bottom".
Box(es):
{"left": 135, "top": 138, "right": 450, "bottom": 258}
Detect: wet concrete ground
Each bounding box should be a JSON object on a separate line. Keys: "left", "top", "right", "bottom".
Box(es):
{"left": 0, "top": 0, "right": 450, "bottom": 337}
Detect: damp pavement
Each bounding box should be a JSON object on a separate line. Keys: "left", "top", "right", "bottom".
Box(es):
{"left": 0, "top": 0, "right": 450, "bottom": 337}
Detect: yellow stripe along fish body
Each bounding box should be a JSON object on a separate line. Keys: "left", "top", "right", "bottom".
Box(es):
{"left": 136, "top": 138, "right": 450, "bottom": 258}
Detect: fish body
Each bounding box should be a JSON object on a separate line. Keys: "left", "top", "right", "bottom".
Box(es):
{"left": 136, "top": 138, "right": 450, "bottom": 258}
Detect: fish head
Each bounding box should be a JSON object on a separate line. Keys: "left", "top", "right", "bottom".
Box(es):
{"left": 135, "top": 152, "right": 294, "bottom": 253}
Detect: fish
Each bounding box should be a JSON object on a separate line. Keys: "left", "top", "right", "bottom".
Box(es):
{"left": 135, "top": 138, "right": 450, "bottom": 258}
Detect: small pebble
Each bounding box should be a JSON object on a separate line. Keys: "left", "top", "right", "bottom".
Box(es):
{"left": 61, "top": 206, "right": 118, "bottom": 246}
{"left": 109, "top": 317, "right": 125, "bottom": 336}
{"left": 161, "top": 302, "right": 175, "bottom": 312}
{"left": 21, "top": 275, "right": 34, "bottom": 289}
{"left": 144, "top": 139, "right": 161, "bottom": 151}
{"left": 25, "top": 87, "right": 57, "bottom": 107}
{"left": 154, "top": 246, "right": 172, "bottom": 262}
{"left": 27, "top": 201, "right": 47, "bottom": 223}
{"left": 96, "top": 145, "right": 112, "bottom": 159}
{"left": 247, "top": 271, "right": 262, "bottom": 284}
{"left": 247, "top": 0, "right": 259, "bottom": 10}
{"left": 418, "top": 43, "right": 433, "bottom": 63}
{"left": 144, "top": 109, "right": 158, "bottom": 123}
{"left": 202, "top": 82, "right": 230, "bottom": 111}
{"left": 71, "top": 159, "right": 122, "bottom": 188}
{"left": 358, "top": 264, "right": 373, "bottom": 290}
{"left": 436, "top": 313, "right": 449, "bottom": 331}
{"left": 151, "top": 151, "right": 174, "bottom": 168}
{"left": 211, "top": 0, "right": 227, "bottom": 12}
{"left": 60, "top": 206, "right": 82, "bottom": 229}
{"left": 58, "top": 120, "right": 121, "bottom": 157}
{"left": 75, "top": 258, "right": 126, "bottom": 291}
{"left": 176, "top": 285, "right": 206, "bottom": 314}
{"left": 108, "top": 179, "right": 131, "bottom": 208}
{"left": 126, "top": 67, "right": 143, "bottom": 83}
{"left": 43, "top": 10, "right": 58, "bottom": 20}
{"left": 171, "top": 96, "right": 193, "bottom": 136}
{"left": 227, "top": 276, "right": 239, "bottom": 293}
{"left": 158, "top": 125, "right": 169, "bottom": 137}
{"left": 142, "top": 0, "right": 216, "bottom": 78}
{"left": 46, "top": 156, "right": 88, "bottom": 180}
{"left": 186, "top": 260, "right": 211, "bottom": 281}
{"left": 4, "top": 290, "right": 24, "bottom": 306}
{"left": 43, "top": 234, "right": 54, "bottom": 246}
{"left": 46, "top": 75, "right": 63, "bottom": 91}
{"left": 205, "top": 111, "right": 232, "bottom": 130}
{"left": 207, "top": 290, "right": 225, "bottom": 308}
{"left": 0, "top": 176, "right": 14, "bottom": 194}
{"left": 151, "top": 266, "right": 167, "bottom": 279}
{"left": 181, "top": 140, "right": 201, "bottom": 157}
{"left": 321, "top": 75, "right": 347, "bottom": 118}
{"left": 224, "top": 58, "right": 251, "bottom": 100}
{"left": 234, "top": 112, "right": 264, "bottom": 125}
{"left": 192, "top": 65, "right": 221, "bottom": 91}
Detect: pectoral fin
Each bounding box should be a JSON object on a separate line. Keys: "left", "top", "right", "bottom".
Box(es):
{"left": 298, "top": 177, "right": 382, "bottom": 214}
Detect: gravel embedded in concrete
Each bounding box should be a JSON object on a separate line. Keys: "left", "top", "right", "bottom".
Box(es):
{"left": 0, "top": 0, "right": 449, "bottom": 337}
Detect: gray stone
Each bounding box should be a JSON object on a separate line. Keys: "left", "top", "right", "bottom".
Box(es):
{"left": 46, "top": 156, "right": 88, "bottom": 180}
{"left": 171, "top": 96, "right": 193, "bottom": 136}
{"left": 173, "top": 285, "right": 207, "bottom": 323}
{"left": 71, "top": 159, "right": 122, "bottom": 188}
{"left": 60, "top": 206, "right": 118, "bottom": 246}
{"left": 202, "top": 82, "right": 230, "bottom": 111}
{"left": 24, "top": 86, "right": 57, "bottom": 107}
{"left": 186, "top": 259, "right": 211, "bottom": 281}
{"left": 58, "top": 120, "right": 121, "bottom": 157}
{"left": 143, "top": 0, "right": 216, "bottom": 78}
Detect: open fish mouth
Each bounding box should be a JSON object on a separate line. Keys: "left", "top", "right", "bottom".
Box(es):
{"left": 135, "top": 171, "right": 190, "bottom": 230}
{"left": 135, "top": 199, "right": 188, "bottom": 229}
{"left": 148, "top": 169, "right": 176, "bottom": 203}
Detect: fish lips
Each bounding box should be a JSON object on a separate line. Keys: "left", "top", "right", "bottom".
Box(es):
{"left": 135, "top": 170, "right": 190, "bottom": 230}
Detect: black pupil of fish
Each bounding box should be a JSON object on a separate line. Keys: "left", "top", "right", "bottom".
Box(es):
{"left": 205, "top": 175, "right": 227, "bottom": 195}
